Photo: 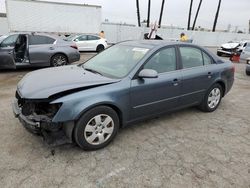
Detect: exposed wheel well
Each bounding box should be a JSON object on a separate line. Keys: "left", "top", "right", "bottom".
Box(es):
{"left": 76, "top": 104, "right": 123, "bottom": 127}
{"left": 216, "top": 81, "right": 225, "bottom": 97}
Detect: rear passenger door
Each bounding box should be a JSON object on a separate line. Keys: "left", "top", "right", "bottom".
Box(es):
{"left": 28, "top": 35, "right": 56, "bottom": 66}
{"left": 178, "top": 46, "right": 216, "bottom": 107}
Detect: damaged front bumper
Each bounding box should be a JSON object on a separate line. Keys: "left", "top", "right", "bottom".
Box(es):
{"left": 12, "top": 99, "right": 74, "bottom": 146}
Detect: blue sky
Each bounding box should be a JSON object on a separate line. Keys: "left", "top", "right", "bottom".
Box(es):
{"left": 1, "top": 0, "right": 250, "bottom": 31}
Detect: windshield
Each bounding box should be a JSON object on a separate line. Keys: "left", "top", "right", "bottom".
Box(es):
{"left": 83, "top": 44, "right": 149, "bottom": 78}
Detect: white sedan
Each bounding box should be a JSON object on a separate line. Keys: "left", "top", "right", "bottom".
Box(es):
{"left": 65, "top": 34, "right": 108, "bottom": 52}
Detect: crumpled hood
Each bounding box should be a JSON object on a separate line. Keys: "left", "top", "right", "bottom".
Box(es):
{"left": 17, "top": 65, "right": 119, "bottom": 99}
{"left": 221, "top": 42, "right": 240, "bottom": 49}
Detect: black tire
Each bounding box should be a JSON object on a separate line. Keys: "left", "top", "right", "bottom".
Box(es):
{"left": 51, "top": 54, "right": 68, "bottom": 67}
{"left": 198, "top": 84, "right": 223, "bottom": 112}
{"left": 74, "top": 106, "right": 119, "bottom": 150}
{"left": 246, "top": 70, "right": 250, "bottom": 76}
{"left": 96, "top": 44, "right": 104, "bottom": 52}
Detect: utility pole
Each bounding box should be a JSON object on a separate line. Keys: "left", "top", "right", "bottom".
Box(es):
{"left": 158, "top": 0, "right": 165, "bottom": 28}
{"left": 136, "top": 0, "right": 141, "bottom": 27}
{"left": 212, "top": 0, "right": 222, "bottom": 32}
{"left": 192, "top": 0, "right": 202, "bottom": 30}
{"left": 147, "top": 0, "right": 151, "bottom": 27}
{"left": 187, "top": 0, "right": 193, "bottom": 30}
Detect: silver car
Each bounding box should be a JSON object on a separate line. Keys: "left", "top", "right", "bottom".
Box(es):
{"left": 239, "top": 45, "right": 250, "bottom": 75}
{"left": 0, "top": 33, "right": 80, "bottom": 69}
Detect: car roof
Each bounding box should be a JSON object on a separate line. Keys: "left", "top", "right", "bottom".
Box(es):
{"left": 118, "top": 40, "right": 201, "bottom": 50}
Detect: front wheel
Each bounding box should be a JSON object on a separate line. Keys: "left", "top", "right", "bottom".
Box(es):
{"left": 51, "top": 54, "right": 68, "bottom": 67}
{"left": 246, "top": 70, "right": 250, "bottom": 76}
{"left": 199, "top": 84, "right": 223, "bottom": 112}
{"left": 74, "top": 106, "right": 119, "bottom": 150}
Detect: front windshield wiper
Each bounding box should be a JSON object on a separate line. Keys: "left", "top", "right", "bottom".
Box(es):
{"left": 83, "top": 66, "right": 103, "bottom": 76}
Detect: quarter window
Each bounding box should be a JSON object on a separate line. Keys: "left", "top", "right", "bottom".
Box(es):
{"left": 144, "top": 47, "right": 176, "bottom": 73}
{"left": 180, "top": 47, "right": 203, "bottom": 68}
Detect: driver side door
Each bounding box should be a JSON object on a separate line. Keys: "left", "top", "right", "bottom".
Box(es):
{"left": 129, "top": 46, "right": 182, "bottom": 121}
{"left": 0, "top": 34, "right": 19, "bottom": 69}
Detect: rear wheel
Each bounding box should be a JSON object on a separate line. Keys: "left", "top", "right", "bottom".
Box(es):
{"left": 74, "top": 106, "right": 119, "bottom": 150}
{"left": 51, "top": 54, "right": 68, "bottom": 67}
{"left": 199, "top": 84, "right": 222, "bottom": 112}
{"left": 96, "top": 44, "right": 104, "bottom": 52}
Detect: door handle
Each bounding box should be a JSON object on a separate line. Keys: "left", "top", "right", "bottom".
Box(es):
{"left": 49, "top": 47, "right": 55, "bottom": 50}
{"left": 207, "top": 72, "right": 212, "bottom": 78}
{"left": 172, "top": 78, "right": 179, "bottom": 86}
{"left": 8, "top": 51, "right": 13, "bottom": 54}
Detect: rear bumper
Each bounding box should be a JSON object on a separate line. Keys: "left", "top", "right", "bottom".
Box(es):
{"left": 68, "top": 51, "right": 80, "bottom": 64}
{"left": 12, "top": 99, "right": 73, "bottom": 146}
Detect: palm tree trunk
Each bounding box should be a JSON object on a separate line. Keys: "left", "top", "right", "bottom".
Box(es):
{"left": 192, "top": 0, "right": 202, "bottom": 30}
{"left": 147, "top": 0, "right": 151, "bottom": 27}
{"left": 212, "top": 0, "right": 222, "bottom": 32}
{"left": 187, "top": 0, "right": 193, "bottom": 30}
{"left": 136, "top": 0, "right": 141, "bottom": 27}
{"left": 158, "top": 0, "right": 165, "bottom": 28}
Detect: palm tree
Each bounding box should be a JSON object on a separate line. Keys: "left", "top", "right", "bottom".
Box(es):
{"left": 192, "top": 0, "right": 203, "bottom": 30}
{"left": 212, "top": 0, "right": 222, "bottom": 32}
{"left": 158, "top": 0, "right": 165, "bottom": 28}
{"left": 187, "top": 0, "right": 193, "bottom": 30}
{"left": 147, "top": 0, "right": 151, "bottom": 27}
{"left": 136, "top": 0, "right": 141, "bottom": 27}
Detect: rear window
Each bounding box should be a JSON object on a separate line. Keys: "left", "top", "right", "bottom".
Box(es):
{"left": 29, "top": 35, "right": 55, "bottom": 45}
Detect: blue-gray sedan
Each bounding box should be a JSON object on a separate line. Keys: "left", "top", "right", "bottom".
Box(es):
{"left": 13, "top": 41, "right": 234, "bottom": 150}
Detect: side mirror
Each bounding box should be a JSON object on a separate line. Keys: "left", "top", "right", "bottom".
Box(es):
{"left": 138, "top": 69, "right": 158, "bottom": 78}
{"left": 74, "top": 38, "right": 79, "bottom": 42}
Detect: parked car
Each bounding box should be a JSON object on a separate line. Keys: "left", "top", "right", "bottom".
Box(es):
{"left": 65, "top": 34, "right": 108, "bottom": 52}
{"left": 0, "top": 33, "right": 80, "bottom": 69}
{"left": 13, "top": 41, "right": 234, "bottom": 150}
{"left": 217, "top": 40, "right": 249, "bottom": 57}
{"left": 240, "top": 45, "right": 250, "bottom": 75}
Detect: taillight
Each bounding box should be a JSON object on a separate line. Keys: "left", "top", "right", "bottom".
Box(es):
{"left": 70, "top": 44, "right": 78, "bottom": 50}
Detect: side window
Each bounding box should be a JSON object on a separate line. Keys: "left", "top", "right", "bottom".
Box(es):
{"left": 88, "top": 35, "right": 99, "bottom": 40}
{"left": 144, "top": 47, "right": 176, "bottom": 73}
{"left": 203, "top": 52, "right": 213, "bottom": 65}
{"left": 77, "top": 35, "right": 87, "bottom": 41}
{"left": 29, "top": 35, "right": 55, "bottom": 45}
{"left": 180, "top": 47, "right": 203, "bottom": 68}
{"left": 0, "top": 34, "right": 19, "bottom": 47}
